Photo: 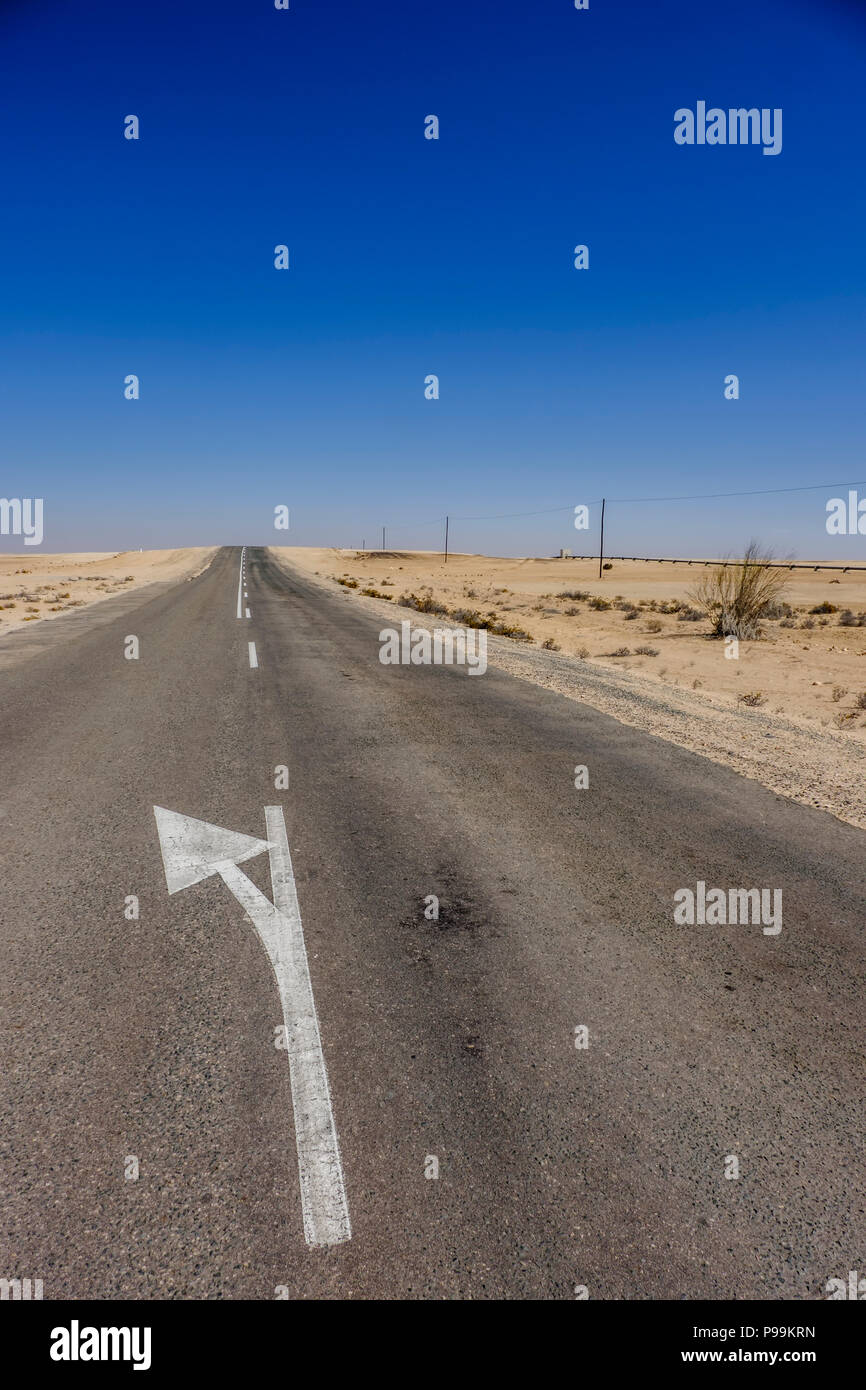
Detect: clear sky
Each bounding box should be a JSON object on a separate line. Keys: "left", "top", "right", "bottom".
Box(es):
{"left": 1, "top": 0, "right": 865, "bottom": 559}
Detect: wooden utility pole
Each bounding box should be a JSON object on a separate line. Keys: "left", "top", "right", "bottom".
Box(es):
{"left": 444, "top": 515, "right": 449, "bottom": 564}
{"left": 598, "top": 497, "right": 606, "bottom": 579}
{"left": 382, "top": 526, "right": 386, "bottom": 550}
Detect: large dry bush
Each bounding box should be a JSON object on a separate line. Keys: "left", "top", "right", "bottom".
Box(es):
{"left": 690, "top": 542, "right": 788, "bottom": 640}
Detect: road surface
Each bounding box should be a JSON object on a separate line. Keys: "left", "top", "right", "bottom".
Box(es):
{"left": 1, "top": 545, "right": 863, "bottom": 1299}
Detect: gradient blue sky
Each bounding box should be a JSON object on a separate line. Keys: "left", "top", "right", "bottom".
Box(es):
{"left": 1, "top": 0, "right": 864, "bottom": 558}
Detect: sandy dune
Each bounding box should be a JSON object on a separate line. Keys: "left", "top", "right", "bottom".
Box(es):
{"left": 0, "top": 548, "right": 217, "bottom": 638}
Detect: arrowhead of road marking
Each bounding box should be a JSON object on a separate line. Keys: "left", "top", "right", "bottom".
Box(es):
{"left": 153, "top": 806, "right": 273, "bottom": 895}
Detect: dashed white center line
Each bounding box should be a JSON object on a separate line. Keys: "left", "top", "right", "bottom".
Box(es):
{"left": 245, "top": 607, "right": 251, "bottom": 619}
{"left": 248, "top": 641, "right": 258, "bottom": 668}
{"left": 236, "top": 546, "right": 246, "bottom": 619}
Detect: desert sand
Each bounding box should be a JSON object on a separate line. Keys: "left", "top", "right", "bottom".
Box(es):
{"left": 277, "top": 547, "right": 866, "bottom": 736}
{"left": 269, "top": 545, "right": 866, "bottom": 829}
{"left": 0, "top": 548, "right": 217, "bottom": 637}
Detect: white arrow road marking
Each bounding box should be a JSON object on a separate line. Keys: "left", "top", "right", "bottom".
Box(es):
{"left": 248, "top": 642, "right": 258, "bottom": 668}
{"left": 153, "top": 805, "right": 351, "bottom": 1248}
{"left": 153, "top": 805, "right": 271, "bottom": 893}
{"left": 264, "top": 804, "right": 351, "bottom": 1247}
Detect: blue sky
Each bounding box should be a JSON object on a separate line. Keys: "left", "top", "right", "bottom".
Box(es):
{"left": 1, "top": 0, "right": 864, "bottom": 558}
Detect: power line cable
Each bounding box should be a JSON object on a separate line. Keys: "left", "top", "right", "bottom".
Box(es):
{"left": 372, "top": 477, "right": 866, "bottom": 532}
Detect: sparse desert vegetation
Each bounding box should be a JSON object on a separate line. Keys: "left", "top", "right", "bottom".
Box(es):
{"left": 273, "top": 546, "right": 866, "bottom": 739}
{"left": 0, "top": 550, "right": 215, "bottom": 636}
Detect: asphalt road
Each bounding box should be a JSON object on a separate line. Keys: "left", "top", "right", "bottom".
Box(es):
{"left": 1, "top": 545, "right": 864, "bottom": 1300}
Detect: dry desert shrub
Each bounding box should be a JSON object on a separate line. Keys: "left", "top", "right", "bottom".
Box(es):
{"left": 399, "top": 590, "right": 447, "bottom": 614}
{"left": 836, "top": 710, "right": 859, "bottom": 727}
{"left": 450, "top": 607, "right": 487, "bottom": 627}
{"left": 761, "top": 600, "right": 793, "bottom": 619}
{"left": 691, "top": 543, "right": 788, "bottom": 641}
{"left": 489, "top": 618, "right": 533, "bottom": 640}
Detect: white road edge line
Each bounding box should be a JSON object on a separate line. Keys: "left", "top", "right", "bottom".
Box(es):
{"left": 236, "top": 546, "right": 245, "bottom": 619}
{"left": 263, "top": 805, "right": 352, "bottom": 1247}
{"left": 248, "top": 641, "right": 258, "bottom": 668}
